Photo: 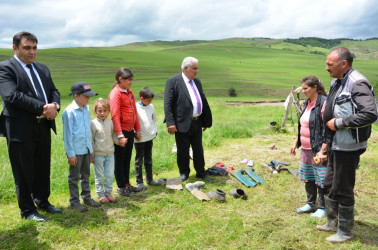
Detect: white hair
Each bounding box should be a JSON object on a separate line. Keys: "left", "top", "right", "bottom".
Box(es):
{"left": 181, "top": 57, "right": 198, "bottom": 70}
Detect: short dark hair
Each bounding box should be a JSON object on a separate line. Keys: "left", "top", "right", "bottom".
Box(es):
{"left": 329, "top": 47, "right": 353, "bottom": 66}
{"left": 139, "top": 87, "right": 154, "bottom": 99}
{"left": 13, "top": 31, "right": 38, "bottom": 48}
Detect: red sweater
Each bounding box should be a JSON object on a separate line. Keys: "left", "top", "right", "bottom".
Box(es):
{"left": 109, "top": 84, "right": 140, "bottom": 136}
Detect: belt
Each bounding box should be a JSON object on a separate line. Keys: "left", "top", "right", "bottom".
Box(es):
{"left": 192, "top": 116, "right": 199, "bottom": 120}
{"left": 36, "top": 116, "right": 47, "bottom": 124}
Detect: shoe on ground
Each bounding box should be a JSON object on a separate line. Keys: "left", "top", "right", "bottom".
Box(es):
{"left": 198, "top": 175, "right": 214, "bottom": 183}
{"left": 70, "top": 202, "right": 88, "bottom": 212}
{"left": 207, "top": 189, "right": 226, "bottom": 202}
{"left": 22, "top": 211, "right": 48, "bottom": 222}
{"left": 297, "top": 204, "right": 316, "bottom": 213}
{"left": 147, "top": 180, "right": 161, "bottom": 186}
{"left": 311, "top": 208, "right": 326, "bottom": 218}
{"left": 106, "top": 195, "right": 118, "bottom": 203}
{"left": 84, "top": 198, "right": 101, "bottom": 207}
{"left": 99, "top": 196, "right": 110, "bottom": 203}
{"left": 180, "top": 174, "right": 189, "bottom": 182}
{"left": 261, "top": 162, "right": 278, "bottom": 174}
{"left": 137, "top": 183, "right": 147, "bottom": 190}
{"left": 230, "top": 189, "right": 248, "bottom": 200}
{"left": 39, "top": 204, "right": 62, "bottom": 214}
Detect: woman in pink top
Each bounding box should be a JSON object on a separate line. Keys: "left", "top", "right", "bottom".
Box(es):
{"left": 290, "top": 76, "right": 328, "bottom": 218}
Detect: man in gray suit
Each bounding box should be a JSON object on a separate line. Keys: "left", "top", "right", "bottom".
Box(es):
{"left": 0, "top": 31, "right": 61, "bottom": 221}
{"left": 164, "top": 57, "right": 212, "bottom": 182}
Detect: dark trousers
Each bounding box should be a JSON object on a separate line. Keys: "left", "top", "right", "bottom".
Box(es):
{"left": 134, "top": 140, "right": 153, "bottom": 184}
{"left": 324, "top": 145, "right": 365, "bottom": 206}
{"left": 305, "top": 181, "right": 325, "bottom": 208}
{"left": 7, "top": 121, "right": 51, "bottom": 217}
{"left": 114, "top": 130, "right": 134, "bottom": 188}
{"left": 175, "top": 119, "right": 206, "bottom": 178}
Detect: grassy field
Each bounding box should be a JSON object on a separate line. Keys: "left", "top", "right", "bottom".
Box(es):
{"left": 0, "top": 38, "right": 377, "bottom": 249}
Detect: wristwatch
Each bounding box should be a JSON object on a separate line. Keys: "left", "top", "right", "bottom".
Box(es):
{"left": 53, "top": 102, "right": 60, "bottom": 110}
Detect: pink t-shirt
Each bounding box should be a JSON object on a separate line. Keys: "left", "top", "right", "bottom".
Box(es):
{"left": 300, "top": 99, "right": 326, "bottom": 150}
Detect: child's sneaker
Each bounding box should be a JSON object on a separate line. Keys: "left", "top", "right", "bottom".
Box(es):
{"left": 137, "top": 183, "right": 147, "bottom": 190}
{"left": 84, "top": 198, "right": 101, "bottom": 207}
{"left": 117, "top": 187, "right": 133, "bottom": 197}
{"left": 70, "top": 202, "right": 88, "bottom": 212}
{"left": 106, "top": 195, "right": 118, "bottom": 203}
{"left": 99, "top": 196, "right": 110, "bottom": 203}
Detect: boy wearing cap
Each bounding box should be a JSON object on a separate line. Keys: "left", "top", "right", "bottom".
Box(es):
{"left": 62, "top": 81, "right": 101, "bottom": 212}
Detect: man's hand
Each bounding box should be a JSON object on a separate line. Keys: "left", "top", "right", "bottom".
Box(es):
{"left": 326, "top": 118, "right": 337, "bottom": 131}
{"left": 68, "top": 156, "right": 77, "bottom": 167}
{"left": 43, "top": 103, "right": 57, "bottom": 120}
{"left": 167, "top": 125, "right": 177, "bottom": 135}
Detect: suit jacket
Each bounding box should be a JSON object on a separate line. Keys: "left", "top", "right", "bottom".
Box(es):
{"left": 164, "top": 73, "right": 212, "bottom": 133}
{"left": 0, "top": 57, "right": 60, "bottom": 142}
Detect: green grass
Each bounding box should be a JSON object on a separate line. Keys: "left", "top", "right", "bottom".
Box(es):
{"left": 0, "top": 38, "right": 377, "bottom": 249}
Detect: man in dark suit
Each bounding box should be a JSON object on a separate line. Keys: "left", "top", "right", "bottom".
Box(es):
{"left": 164, "top": 57, "right": 213, "bottom": 182}
{"left": 0, "top": 31, "right": 61, "bottom": 222}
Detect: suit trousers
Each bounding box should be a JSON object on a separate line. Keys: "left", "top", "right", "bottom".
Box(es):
{"left": 114, "top": 130, "right": 135, "bottom": 188}
{"left": 68, "top": 153, "right": 91, "bottom": 205}
{"left": 7, "top": 121, "right": 51, "bottom": 217}
{"left": 324, "top": 145, "right": 365, "bottom": 206}
{"left": 175, "top": 119, "right": 206, "bottom": 178}
{"left": 134, "top": 140, "right": 153, "bottom": 184}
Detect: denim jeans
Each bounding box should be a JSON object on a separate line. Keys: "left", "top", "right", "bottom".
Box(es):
{"left": 94, "top": 154, "right": 115, "bottom": 197}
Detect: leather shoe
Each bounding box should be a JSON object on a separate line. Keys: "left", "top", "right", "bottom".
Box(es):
{"left": 23, "top": 212, "right": 48, "bottom": 222}
{"left": 180, "top": 174, "right": 189, "bottom": 182}
{"left": 40, "top": 205, "right": 62, "bottom": 214}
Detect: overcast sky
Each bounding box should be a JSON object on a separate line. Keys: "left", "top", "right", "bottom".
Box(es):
{"left": 0, "top": 0, "right": 377, "bottom": 49}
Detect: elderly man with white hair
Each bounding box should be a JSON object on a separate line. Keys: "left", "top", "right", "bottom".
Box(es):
{"left": 164, "top": 57, "right": 213, "bottom": 182}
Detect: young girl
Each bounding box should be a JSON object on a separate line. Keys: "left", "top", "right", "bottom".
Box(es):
{"left": 109, "top": 67, "right": 142, "bottom": 197}
{"left": 91, "top": 98, "right": 119, "bottom": 203}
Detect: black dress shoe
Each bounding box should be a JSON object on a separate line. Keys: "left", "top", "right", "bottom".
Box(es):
{"left": 23, "top": 212, "right": 48, "bottom": 222}
{"left": 40, "top": 205, "right": 62, "bottom": 214}
{"left": 180, "top": 174, "right": 189, "bottom": 182}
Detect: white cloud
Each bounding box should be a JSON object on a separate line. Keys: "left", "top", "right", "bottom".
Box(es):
{"left": 0, "top": 0, "right": 377, "bottom": 48}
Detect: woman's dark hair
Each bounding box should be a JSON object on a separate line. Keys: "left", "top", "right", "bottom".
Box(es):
{"left": 113, "top": 67, "right": 134, "bottom": 87}
{"left": 301, "top": 76, "right": 327, "bottom": 96}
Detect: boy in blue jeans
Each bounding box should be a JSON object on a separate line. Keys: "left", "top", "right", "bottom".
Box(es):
{"left": 62, "top": 81, "right": 101, "bottom": 212}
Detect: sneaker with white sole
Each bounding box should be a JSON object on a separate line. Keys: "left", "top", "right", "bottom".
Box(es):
{"left": 297, "top": 204, "right": 316, "bottom": 213}
{"left": 310, "top": 208, "right": 326, "bottom": 218}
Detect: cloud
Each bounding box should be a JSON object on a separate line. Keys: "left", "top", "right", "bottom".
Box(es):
{"left": 0, "top": 0, "right": 377, "bottom": 48}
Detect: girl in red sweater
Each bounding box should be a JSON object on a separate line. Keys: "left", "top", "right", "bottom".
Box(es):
{"left": 109, "top": 67, "right": 142, "bottom": 196}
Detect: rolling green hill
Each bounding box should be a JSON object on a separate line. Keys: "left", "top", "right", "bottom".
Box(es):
{"left": 1, "top": 37, "right": 377, "bottom": 101}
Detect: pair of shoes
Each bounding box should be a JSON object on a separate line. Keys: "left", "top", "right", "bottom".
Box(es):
{"left": 240, "top": 159, "right": 254, "bottom": 167}
{"left": 70, "top": 203, "right": 88, "bottom": 212}
{"left": 39, "top": 205, "right": 62, "bottom": 214}
{"left": 117, "top": 187, "right": 133, "bottom": 197}
{"left": 137, "top": 183, "right": 147, "bottom": 190}
{"left": 22, "top": 212, "right": 48, "bottom": 222}
{"left": 230, "top": 189, "right": 248, "bottom": 200}
{"left": 106, "top": 195, "right": 118, "bottom": 203}
{"left": 311, "top": 208, "right": 326, "bottom": 218}
{"left": 261, "top": 162, "right": 278, "bottom": 174}
{"left": 84, "top": 198, "right": 101, "bottom": 207}
{"left": 99, "top": 196, "right": 110, "bottom": 203}
{"left": 147, "top": 180, "right": 161, "bottom": 186}
{"left": 180, "top": 174, "right": 189, "bottom": 182}
{"left": 207, "top": 189, "right": 226, "bottom": 202}
{"left": 297, "top": 204, "right": 316, "bottom": 213}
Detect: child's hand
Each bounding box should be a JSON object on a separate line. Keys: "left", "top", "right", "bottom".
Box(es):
{"left": 68, "top": 156, "right": 77, "bottom": 166}
{"left": 118, "top": 137, "right": 127, "bottom": 147}
{"left": 135, "top": 132, "right": 141, "bottom": 141}
{"left": 91, "top": 154, "right": 95, "bottom": 163}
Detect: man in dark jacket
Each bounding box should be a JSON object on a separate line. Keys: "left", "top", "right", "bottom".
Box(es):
{"left": 316, "top": 47, "right": 377, "bottom": 243}
{"left": 164, "top": 57, "right": 213, "bottom": 182}
{"left": 0, "top": 32, "right": 61, "bottom": 222}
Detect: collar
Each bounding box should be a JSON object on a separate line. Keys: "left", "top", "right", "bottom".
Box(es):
{"left": 72, "top": 100, "right": 88, "bottom": 110}
{"left": 181, "top": 72, "right": 192, "bottom": 84}
{"left": 116, "top": 84, "right": 129, "bottom": 94}
{"left": 137, "top": 101, "right": 146, "bottom": 106}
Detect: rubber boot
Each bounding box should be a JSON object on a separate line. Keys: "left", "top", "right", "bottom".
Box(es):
{"left": 230, "top": 189, "right": 248, "bottom": 200}
{"left": 316, "top": 196, "right": 338, "bottom": 232}
{"left": 242, "top": 167, "right": 265, "bottom": 184}
{"left": 231, "top": 170, "right": 257, "bottom": 187}
{"left": 326, "top": 205, "right": 354, "bottom": 243}
{"left": 185, "top": 181, "right": 210, "bottom": 201}
{"left": 207, "top": 189, "right": 226, "bottom": 202}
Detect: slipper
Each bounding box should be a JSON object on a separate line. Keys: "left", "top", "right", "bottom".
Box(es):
{"left": 240, "top": 158, "right": 249, "bottom": 164}
{"left": 247, "top": 160, "right": 254, "bottom": 167}
{"left": 215, "top": 162, "right": 225, "bottom": 168}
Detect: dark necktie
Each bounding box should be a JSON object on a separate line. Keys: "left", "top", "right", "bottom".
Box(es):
{"left": 189, "top": 80, "right": 202, "bottom": 115}
{"left": 26, "top": 64, "right": 46, "bottom": 103}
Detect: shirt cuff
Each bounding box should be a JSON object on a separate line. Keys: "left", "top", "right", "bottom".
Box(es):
{"left": 335, "top": 118, "right": 344, "bottom": 129}
{"left": 117, "top": 134, "right": 125, "bottom": 138}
